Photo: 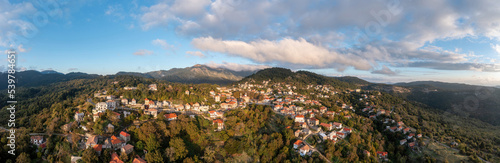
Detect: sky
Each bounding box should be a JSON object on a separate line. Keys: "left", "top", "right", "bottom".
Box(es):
{"left": 1, "top": 0, "right": 499, "bottom": 86}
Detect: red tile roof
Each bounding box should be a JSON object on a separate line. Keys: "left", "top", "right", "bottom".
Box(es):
{"left": 294, "top": 140, "right": 303, "bottom": 145}
{"left": 120, "top": 131, "right": 130, "bottom": 137}
{"left": 93, "top": 144, "right": 102, "bottom": 152}
{"left": 165, "top": 113, "right": 177, "bottom": 119}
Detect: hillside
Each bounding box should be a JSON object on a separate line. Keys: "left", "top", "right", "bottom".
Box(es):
{"left": 239, "top": 68, "right": 358, "bottom": 89}
{"left": 392, "top": 81, "right": 500, "bottom": 126}
{"left": 0, "top": 70, "right": 100, "bottom": 89}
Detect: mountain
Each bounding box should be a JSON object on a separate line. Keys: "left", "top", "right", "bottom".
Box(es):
{"left": 0, "top": 70, "right": 99, "bottom": 89}
{"left": 239, "top": 67, "right": 359, "bottom": 89}
{"left": 393, "top": 81, "right": 500, "bottom": 126}
{"left": 116, "top": 64, "right": 258, "bottom": 85}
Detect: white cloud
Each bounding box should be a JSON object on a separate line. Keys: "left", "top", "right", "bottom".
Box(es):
{"left": 170, "top": 0, "right": 211, "bottom": 17}
{"left": 205, "top": 61, "right": 270, "bottom": 71}
{"left": 105, "top": 5, "right": 125, "bottom": 19}
{"left": 133, "top": 49, "right": 153, "bottom": 56}
{"left": 192, "top": 37, "right": 373, "bottom": 71}
{"left": 186, "top": 51, "right": 205, "bottom": 57}
{"left": 152, "top": 39, "right": 174, "bottom": 50}
{"left": 17, "top": 44, "right": 29, "bottom": 52}
{"left": 371, "top": 66, "right": 398, "bottom": 76}
{"left": 491, "top": 44, "right": 500, "bottom": 55}
{"left": 0, "top": 1, "right": 37, "bottom": 47}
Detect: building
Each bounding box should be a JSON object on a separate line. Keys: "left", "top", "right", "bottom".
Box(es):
{"left": 293, "top": 140, "right": 303, "bottom": 149}
{"left": 299, "top": 145, "right": 311, "bottom": 156}
{"left": 133, "top": 156, "right": 147, "bottom": 163}
{"left": 107, "top": 124, "right": 114, "bottom": 133}
{"left": 30, "top": 136, "right": 44, "bottom": 146}
{"left": 120, "top": 131, "right": 131, "bottom": 142}
{"left": 213, "top": 119, "right": 224, "bottom": 131}
{"left": 110, "top": 152, "right": 124, "bottom": 163}
{"left": 111, "top": 136, "right": 123, "bottom": 149}
{"left": 74, "top": 112, "right": 84, "bottom": 122}
{"left": 93, "top": 144, "right": 102, "bottom": 155}
{"left": 165, "top": 113, "right": 178, "bottom": 121}
{"left": 121, "top": 144, "right": 134, "bottom": 154}
{"left": 295, "top": 115, "right": 305, "bottom": 123}
{"left": 86, "top": 135, "right": 98, "bottom": 148}
{"left": 94, "top": 102, "right": 109, "bottom": 113}
{"left": 308, "top": 118, "right": 319, "bottom": 126}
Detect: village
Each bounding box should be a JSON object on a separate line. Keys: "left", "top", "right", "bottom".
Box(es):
{"left": 28, "top": 80, "right": 423, "bottom": 163}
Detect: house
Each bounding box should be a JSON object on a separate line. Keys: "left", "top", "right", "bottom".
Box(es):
{"left": 121, "top": 144, "right": 134, "bottom": 154}
{"left": 165, "top": 113, "right": 178, "bottom": 121}
{"left": 293, "top": 140, "right": 303, "bottom": 149}
{"left": 144, "top": 98, "right": 150, "bottom": 105}
{"left": 110, "top": 152, "right": 124, "bottom": 163}
{"left": 62, "top": 122, "right": 73, "bottom": 132}
{"left": 121, "top": 99, "right": 128, "bottom": 105}
{"left": 103, "top": 138, "right": 112, "bottom": 149}
{"left": 209, "top": 111, "right": 218, "bottom": 118}
{"left": 417, "top": 134, "right": 422, "bottom": 138}
{"left": 133, "top": 156, "right": 147, "bottom": 163}
{"left": 94, "top": 102, "right": 108, "bottom": 114}
{"left": 344, "top": 115, "right": 352, "bottom": 119}
{"left": 319, "top": 132, "right": 328, "bottom": 141}
{"left": 400, "top": 139, "right": 407, "bottom": 145}
{"left": 120, "top": 131, "right": 131, "bottom": 142}
{"left": 299, "top": 122, "right": 307, "bottom": 128}
{"left": 327, "top": 132, "right": 337, "bottom": 141}
{"left": 214, "top": 95, "right": 220, "bottom": 102}
{"left": 299, "top": 145, "right": 311, "bottom": 156}
{"left": 148, "top": 84, "right": 157, "bottom": 91}
{"left": 143, "top": 108, "right": 158, "bottom": 118}
{"left": 93, "top": 144, "right": 102, "bottom": 155}
{"left": 294, "top": 130, "right": 301, "bottom": 138}
{"left": 337, "top": 132, "right": 345, "bottom": 139}
{"left": 106, "top": 100, "right": 117, "bottom": 110}
{"left": 213, "top": 119, "right": 224, "bottom": 131}
{"left": 333, "top": 122, "right": 342, "bottom": 129}
{"left": 107, "top": 124, "right": 114, "bottom": 133}
{"left": 343, "top": 128, "right": 352, "bottom": 134}
{"left": 397, "top": 121, "right": 404, "bottom": 126}
{"left": 403, "top": 128, "right": 410, "bottom": 134}
{"left": 86, "top": 135, "right": 98, "bottom": 148}
{"left": 408, "top": 142, "right": 416, "bottom": 149}
{"left": 377, "top": 110, "right": 386, "bottom": 116}
{"left": 363, "top": 150, "right": 371, "bottom": 157}
{"left": 377, "top": 151, "right": 388, "bottom": 158}
{"left": 407, "top": 133, "right": 415, "bottom": 139}
{"left": 295, "top": 115, "right": 305, "bottom": 123}
{"left": 326, "top": 111, "right": 335, "bottom": 117}
{"left": 75, "top": 112, "right": 84, "bottom": 122}
{"left": 30, "top": 136, "right": 44, "bottom": 146}
{"left": 319, "top": 107, "right": 327, "bottom": 113}
{"left": 111, "top": 136, "right": 123, "bottom": 149}
{"left": 130, "top": 99, "right": 137, "bottom": 105}
{"left": 308, "top": 118, "right": 319, "bottom": 126}
{"left": 320, "top": 123, "right": 333, "bottom": 131}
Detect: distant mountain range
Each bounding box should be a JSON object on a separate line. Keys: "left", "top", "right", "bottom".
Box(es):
{"left": 116, "top": 64, "right": 257, "bottom": 85}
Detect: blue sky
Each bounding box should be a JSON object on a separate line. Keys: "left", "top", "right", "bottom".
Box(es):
{"left": 1, "top": 0, "right": 499, "bottom": 86}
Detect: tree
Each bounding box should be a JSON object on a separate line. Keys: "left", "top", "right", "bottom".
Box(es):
{"left": 167, "top": 137, "right": 188, "bottom": 161}
{"left": 145, "top": 150, "right": 164, "bottom": 163}
{"left": 202, "top": 146, "right": 216, "bottom": 163}
{"left": 119, "top": 151, "right": 129, "bottom": 162}
{"left": 82, "top": 148, "right": 99, "bottom": 163}
{"left": 16, "top": 152, "right": 31, "bottom": 163}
